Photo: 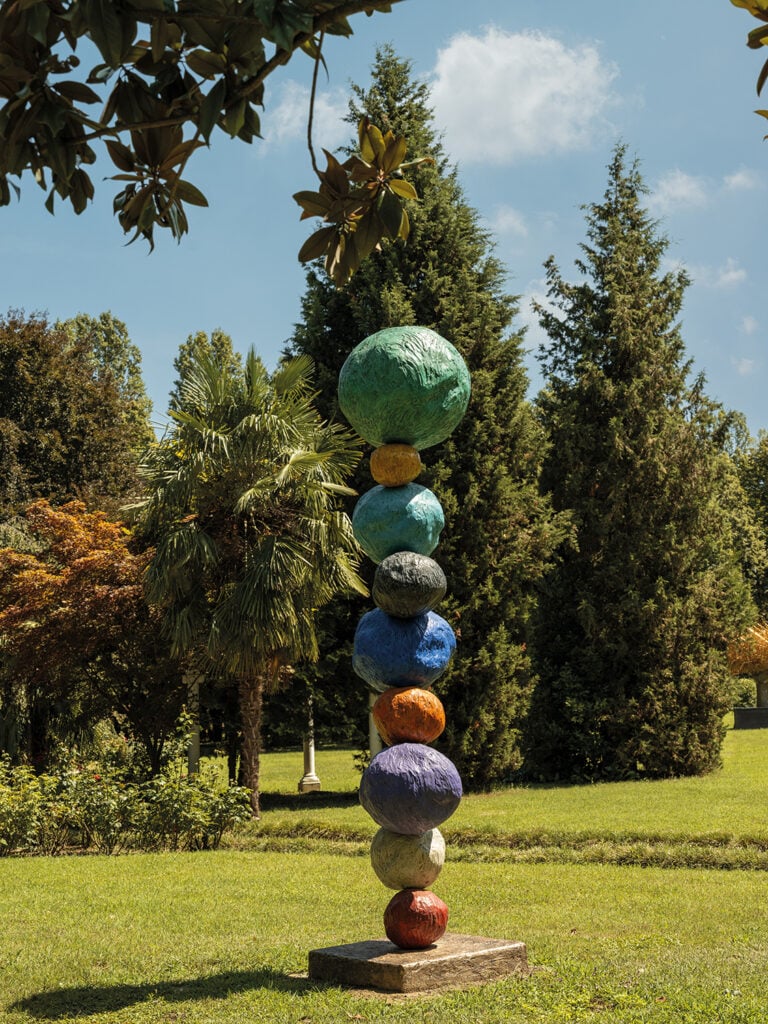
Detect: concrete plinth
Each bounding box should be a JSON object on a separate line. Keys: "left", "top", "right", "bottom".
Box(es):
{"left": 733, "top": 707, "right": 768, "bottom": 729}
{"left": 308, "top": 933, "right": 529, "bottom": 993}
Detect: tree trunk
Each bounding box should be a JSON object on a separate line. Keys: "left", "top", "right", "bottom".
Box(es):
{"left": 239, "top": 673, "right": 265, "bottom": 817}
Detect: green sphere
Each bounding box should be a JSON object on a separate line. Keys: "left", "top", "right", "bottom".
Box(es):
{"left": 338, "top": 326, "right": 470, "bottom": 451}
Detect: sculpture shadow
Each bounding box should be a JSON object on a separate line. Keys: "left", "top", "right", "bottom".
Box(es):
{"left": 259, "top": 789, "right": 359, "bottom": 811}
{"left": 11, "top": 968, "right": 319, "bottom": 1020}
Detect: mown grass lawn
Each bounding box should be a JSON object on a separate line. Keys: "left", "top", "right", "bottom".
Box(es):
{"left": 245, "top": 729, "right": 768, "bottom": 870}
{"left": 2, "top": 850, "right": 767, "bottom": 1024}
{"left": 2, "top": 727, "right": 767, "bottom": 1023}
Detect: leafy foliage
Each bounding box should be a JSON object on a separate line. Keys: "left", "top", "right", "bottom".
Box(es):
{"left": 735, "top": 431, "right": 768, "bottom": 614}
{"left": 131, "top": 347, "right": 365, "bottom": 813}
{"left": 0, "top": 309, "right": 153, "bottom": 516}
{"left": 287, "top": 46, "right": 568, "bottom": 789}
{"left": 0, "top": 499, "right": 186, "bottom": 771}
{"left": 0, "top": 0, "right": 400, "bottom": 249}
{"left": 731, "top": 0, "right": 768, "bottom": 135}
{"left": 0, "top": 754, "right": 250, "bottom": 856}
{"left": 525, "top": 146, "right": 761, "bottom": 782}
{"left": 294, "top": 116, "right": 430, "bottom": 286}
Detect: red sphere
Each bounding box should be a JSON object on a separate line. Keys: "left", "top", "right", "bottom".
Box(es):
{"left": 383, "top": 889, "right": 449, "bottom": 949}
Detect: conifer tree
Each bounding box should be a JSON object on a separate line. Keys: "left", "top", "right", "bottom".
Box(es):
{"left": 286, "top": 46, "right": 566, "bottom": 787}
{"left": 525, "top": 146, "right": 758, "bottom": 781}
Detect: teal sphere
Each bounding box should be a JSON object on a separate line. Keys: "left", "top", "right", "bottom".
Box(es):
{"left": 352, "top": 484, "right": 444, "bottom": 564}
{"left": 338, "top": 326, "right": 470, "bottom": 450}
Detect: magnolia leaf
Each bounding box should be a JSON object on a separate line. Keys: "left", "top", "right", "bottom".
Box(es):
{"left": 55, "top": 80, "right": 102, "bottom": 104}
{"left": 293, "top": 189, "right": 332, "bottom": 219}
{"left": 173, "top": 179, "right": 208, "bottom": 207}
{"left": 758, "top": 57, "right": 768, "bottom": 94}
{"left": 364, "top": 121, "right": 386, "bottom": 163}
{"left": 298, "top": 224, "right": 337, "bottom": 262}
{"left": 388, "top": 177, "right": 418, "bottom": 201}
{"left": 105, "top": 139, "right": 135, "bottom": 172}
{"left": 381, "top": 134, "right": 407, "bottom": 174}
{"left": 377, "top": 188, "right": 404, "bottom": 238}
{"left": 358, "top": 117, "right": 375, "bottom": 163}
{"left": 748, "top": 22, "right": 768, "bottom": 46}
{"left": 198, "top": 78, "right": 227, "bottom": 142}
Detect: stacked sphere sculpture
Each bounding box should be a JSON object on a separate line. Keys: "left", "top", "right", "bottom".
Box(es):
{"left": 338, "top": 325, "right": 470, "bottom": 951}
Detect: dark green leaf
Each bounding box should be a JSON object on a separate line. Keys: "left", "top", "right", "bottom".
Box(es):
{"left": 173, "top": 179, "right": 208, "bottom": 206}
{"left": 298, "top": 225, "right": 336, "bottom": 263}
{"left": 55, "top": 81, "right": 102, "bottom": 105}
{"left": 105, "top": 139, "right": 136, "bottom": 172}
{"left": 198, "top": 78, "right": 226, "bottom": 142}
{"left": 377, "top": 188, "right": 404, "bottom": 238}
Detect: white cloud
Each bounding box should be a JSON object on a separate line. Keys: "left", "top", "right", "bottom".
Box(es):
{"left": 518, "top": 278, "right": 554, "bottom": 352}
{"left": 648, "top": 169, "right": 709, "bottom": 214}
{"left": 492, "top": 205, "right": 529, "bottom": 237}
{"left": 724, "top": 167, "right": 763, "bottom": 191}
{"left": 429, "top": 28, "right": 619, "bottom": 165}
{"left": 741, "top": 315, "right": 759, "bottom": 335}
{"left": 734, "top": 358, "right": 756, "bottom": 376}
{"left": 663, "top": 256, "right": 746, "bottom": 290}
{"left": 264, "top": 81, "right": 349, "bottom": 152}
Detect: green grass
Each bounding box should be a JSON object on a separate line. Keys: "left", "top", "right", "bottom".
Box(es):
{"left": 240, "top": 729, "right": 768, "bottom": 870}
{"left": 1, "top": 851, "right": 766, "bottom": 1023}
{"left": 2, "top": 728, "right": 767, "bottom": 1022}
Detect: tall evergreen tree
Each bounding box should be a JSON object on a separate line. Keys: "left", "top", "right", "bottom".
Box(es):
{"left": 734, "top": 431, "right": 768, "bottom": 616}
{"left": 525, "top": 146, "right": 758, "bottom": 781}
{"left": 286, "top": 46, "right": 566, "bottom": 787}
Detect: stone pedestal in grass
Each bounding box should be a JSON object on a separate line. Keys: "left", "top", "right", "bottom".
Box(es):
{"left": 307, "top": 325, "right": 528, "bottom": 991}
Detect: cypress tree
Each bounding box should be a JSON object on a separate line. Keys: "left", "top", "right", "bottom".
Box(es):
{"left": 286, "top": 46, "right": 566, "bottom": 787}
{"left": 525, "top": 146, "right": 757, "bottom": 781}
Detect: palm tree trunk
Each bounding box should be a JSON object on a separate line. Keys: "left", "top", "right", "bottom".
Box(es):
{"left": 238, "top": 673, "right": 264, "bottom": 817}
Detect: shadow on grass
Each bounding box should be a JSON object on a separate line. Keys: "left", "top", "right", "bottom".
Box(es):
{"left": 259, "top": 790, "right": 359, "bottom": 811}
{"left": 11, "top": 968, "right": 319, "bottom": 1019}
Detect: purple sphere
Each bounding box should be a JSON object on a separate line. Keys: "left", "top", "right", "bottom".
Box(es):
{"left": 359, "top": 743, "right": 462, "bottom": 835}
{"left": 353, "top": 608, "right": 455, "bottom": 692}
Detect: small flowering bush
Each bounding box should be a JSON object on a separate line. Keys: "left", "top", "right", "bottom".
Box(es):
{"left": 0, "top": 755, "right": 250, "bottom": 856}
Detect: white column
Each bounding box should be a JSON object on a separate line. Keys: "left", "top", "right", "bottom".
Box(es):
{"left": 298, "top": 697, "right": 321, "bottom": 792}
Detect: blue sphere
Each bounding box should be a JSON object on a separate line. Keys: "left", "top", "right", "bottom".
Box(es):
{"left": 360, "top": 743, "right": 462, "bottom": 835}
{"left": 353, "top": 609, "right": 456, "bottom": 692}
{"left": 352, "top": 484, "right": 444, "bottom": 565}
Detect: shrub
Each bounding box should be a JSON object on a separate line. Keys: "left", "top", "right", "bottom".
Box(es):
{"left": 0, "top": 754, "right": 250, "bottom": 856}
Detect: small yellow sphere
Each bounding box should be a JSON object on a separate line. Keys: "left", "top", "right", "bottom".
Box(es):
{"left": 370, "top": 444, "right": 422, "bottom": 487}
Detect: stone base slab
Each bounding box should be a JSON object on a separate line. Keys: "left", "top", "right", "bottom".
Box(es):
{"left": 308, "top": 933, "right": 529, "bottom": 993}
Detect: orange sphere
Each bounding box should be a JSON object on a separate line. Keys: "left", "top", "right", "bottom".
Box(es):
{"left": 372, "top": 686, "right": 446, "bottom": 746}
{"left": 370, "top": 444, "right": 422, "bottom": 487}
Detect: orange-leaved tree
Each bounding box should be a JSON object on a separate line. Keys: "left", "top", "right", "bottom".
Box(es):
{"left": 0, "top": 499, "right": 185, "bottom": 770}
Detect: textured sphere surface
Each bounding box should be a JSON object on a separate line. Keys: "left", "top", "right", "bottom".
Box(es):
{"left": 359, "top": 743, "right": 462, "bottom": 834}
{"left": 384, "top": 889, "right": 449, "bottom": 949}
{"left": 373, "top": 686, "right": 446, "bottom": 746}
{"left": 373, "top": 551, "right": 447, "bottom": 618}
{"left": 370, "top": 443, "right": 422, "bottom": 487}
{"left": 352, "top": 484, "right": 444, "bottom": 564}
{"left": 353, "top": 610, "right": 455, "bottom": 692}
{"left": 338, "top": 326, "right": 471, "bottom": 450}
{"left": 371, "top": 827, "right": 446, "bottom": 890}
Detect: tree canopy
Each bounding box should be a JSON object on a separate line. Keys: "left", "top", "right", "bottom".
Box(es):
{"left": 287, "top": 46, "right": 568, "bottom": 788}
{"left": 131, "top": 348, "right": 365, "bottom": 813}
{"left": 0, "top": 498, "right": 185, "bottom": 770}
{"left": 525, "top": 146, "right": 761, "bottom": 782}
{"left": 0, "top": 0, "right": 402, "bottom": 251}
{"left": 0, "top": 309, "right": 153, "bottom": 517}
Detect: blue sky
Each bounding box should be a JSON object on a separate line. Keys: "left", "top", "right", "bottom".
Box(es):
{"left": 2, "top": 0, "right": 766, "bottom": 437}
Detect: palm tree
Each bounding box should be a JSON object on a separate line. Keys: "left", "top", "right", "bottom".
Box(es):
{"left": 130, "top": 349, "right": 365, "bottom": 815}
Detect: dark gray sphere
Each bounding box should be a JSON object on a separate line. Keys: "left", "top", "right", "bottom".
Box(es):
{"left": 373, "top": 552, "right": 447, "bottom": 619}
